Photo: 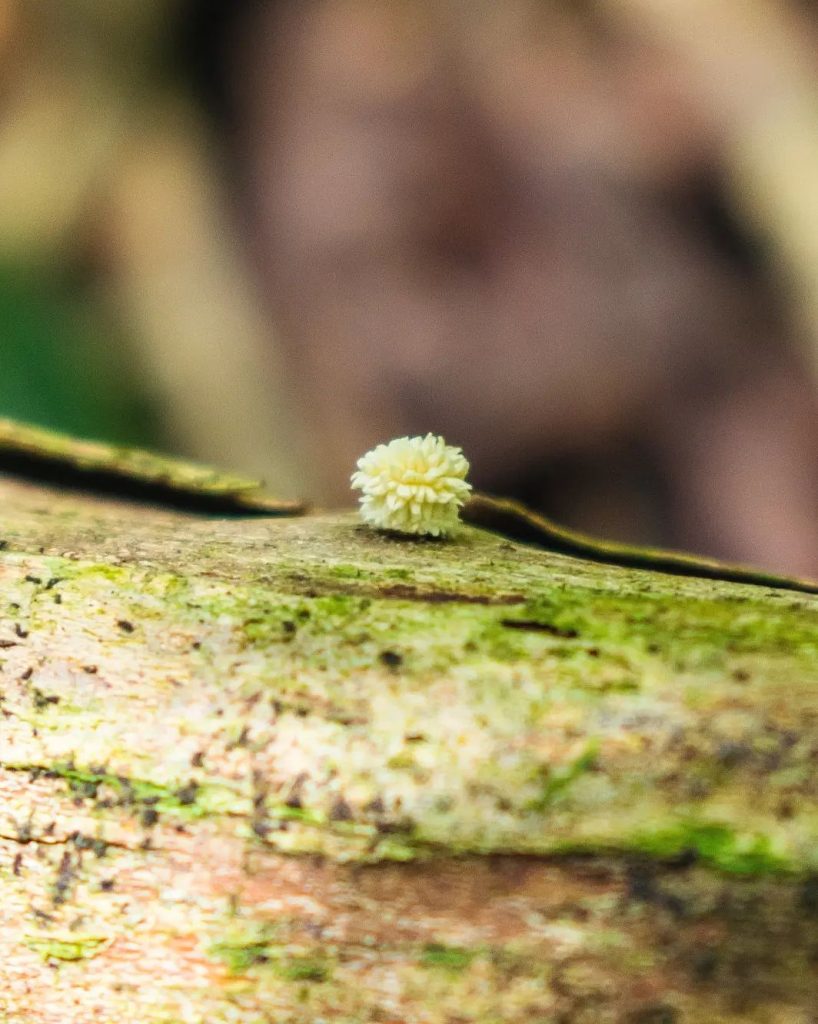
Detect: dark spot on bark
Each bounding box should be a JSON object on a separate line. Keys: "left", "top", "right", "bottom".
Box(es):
{"left": 141, "top": 808, "right": 159, "bottom": 828}
{"left": 330, "top": 798, "right": 353, "bottom": 822}
{"left": 661, "top": 893, "right": 688, "bottom": 919}
{"left": 379, "top": 650, "right": 403, "bottom": 668}
{"left": 732, "top": 669, "right": 750, "bottom": 682}
{"left": 20, "top": 666, "right": 33, "bottom": 681}
{"left": 228, "top": 725, "right": 251, "bottom": 748}
{"left": 100, "top": 878, "right": 115, "bottom": 892}
{"left": 117, "top": 620, "right": 135, "bottom": 633}
{"left": 116, "top": 777, "right": 135, "bottom": 804}
{"left": 0, "top": 639, "right": 17, "bottom": 649}
{"left": 32, "top": 688, "right": 59, "bottom": 709}
{"left": 626, "top": 861, "right": 656, "bottom": 903}
{"left": 191, "top": 750, "right": 204, "bottom": 767}
{"left": 716, "top": 742, "right": 751, "bottom": 767}
{"left": 777, "top": 799, "right": 795, "bottom": 820}
{"left": 626, "top": 1006, "right": 679, "bottom": 1024}
{"left": 800, "top": 875, "right": 818, "bottom": 914}
{"left": 692, "top": 948, "right": 719, "bottom": 982}
{"left": 500, "top": 619, "right": 579, "bottom": 639}
{"left": 252, "top": 818, "right": 270, "bottom": 838}
{"left": 24, "top": 575, "right": 41, "bottom": 585}
{"left": 282, "top": 620, "right": 296, "bottom": 635}
{"left": 378, "top": 584, "right": 524, "bottom": 605}
{"left": 14, "top": 623, "right": 28, "bottom": 638}
{"left": 53, "top": 594, "right": 62, "bottom": 604}
{"left": 45, "top": 577, "right": 63, "bottom": 590}
{"left": 53, "top": 850, "right": 75, "bottom": 905}
{"left": 376, "top": 817, "right": 414, "bottom": 835}
{"left": 177, "top": 782, "right": 199, "bottom": 806}
{"left": 667, "top": 848, "right": 698, "bottom": 870}
{"left": 13, "top": 852, "right": 22, "bottom": 875}
{"left": 82, "top": 665, "right": 98, "bottom": 674}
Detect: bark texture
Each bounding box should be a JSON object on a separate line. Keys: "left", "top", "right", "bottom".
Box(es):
{"left": 1, "top": 475, "right": 818, "bottom": 1023}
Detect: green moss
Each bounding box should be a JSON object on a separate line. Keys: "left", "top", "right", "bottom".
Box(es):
{"left": 24, "top": 934, "right": 108, "bottom": 962}
{"left": 327, "top": 564, "right": 365, "bottom": 580}
{"left": 7, "top": 515, "right": 818, "bottom": 878}
{"left": 210, "top": 939, "right": 274, "bottom": 974}
{"left": 631, "top": 822, "right": 793, "bottom": 876}
{"left": 9, "top": 762, "right": 245, "bottom": 821}
{"left": 370, "top": 836, "right": 424, "bottom": 861}
{"left": 42, "top": 560, "right": 131, "bottom": 586}
{"left": 208, "top": 921, "right": 281, "bottom": 973}
{"left": 517, "top": 590, "right": 818, "bottom": 667}
{"left": 524, "top": 742, "right": 599, "bottom": 812}
{"left": 148, "top": 533, "right": 818, "bottom": 693}
{"left": 268, "top": 803, "right": 326, "bottom": 827}
{"left": 383, "top": 567, "right": 412, "bottom": 580}
{"left": 273, "top": 956, "right": 332, "bottom": 983}
{"left": 553, "top": 822, "right": 793, "bottom": 877}
{"left": 420, "top": 943, "right": 478, "bottom": 972}
{"left": 237, "top": 594, "right": 372, "bottom": 649}
{"left": 208, "top": 925, "right": 332, "bottom": 983}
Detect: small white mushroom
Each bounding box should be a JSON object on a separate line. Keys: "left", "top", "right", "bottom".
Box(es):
{"left": 351, "top": 434, "right": 472, "bottom": 537}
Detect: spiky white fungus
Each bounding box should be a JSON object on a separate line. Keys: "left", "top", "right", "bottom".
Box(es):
{"left": 351, "top": 434, "right": 472, "bottom": 537}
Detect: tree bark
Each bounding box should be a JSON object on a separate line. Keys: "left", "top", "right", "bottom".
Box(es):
{"left": 1, "top": 474, "right": 818, "bottom": 1023}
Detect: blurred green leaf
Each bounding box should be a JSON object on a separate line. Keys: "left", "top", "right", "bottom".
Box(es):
{"left": 0, "top": 266, "right": 155, "bottom": 445}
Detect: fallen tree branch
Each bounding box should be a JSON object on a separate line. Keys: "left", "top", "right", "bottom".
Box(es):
{"left": 2, "top": 473, "right": 818, "bottom": 1022}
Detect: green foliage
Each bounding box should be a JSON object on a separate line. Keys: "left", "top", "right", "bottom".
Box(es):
{"left": 0, "top": 266, "right": 155, "bottom": 444}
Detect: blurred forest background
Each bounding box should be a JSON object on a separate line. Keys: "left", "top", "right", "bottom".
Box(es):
{"left": 4, "top": 0, "right": 818, "bottom": 574}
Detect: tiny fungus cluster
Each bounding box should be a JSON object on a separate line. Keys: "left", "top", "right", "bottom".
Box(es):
{"left": 351, "top": 434, "right": 472, "bottom": 537}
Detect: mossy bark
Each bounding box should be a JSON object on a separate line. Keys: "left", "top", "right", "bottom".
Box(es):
{"left": 2, "top": 475, "right": 818, "bottom": 1023}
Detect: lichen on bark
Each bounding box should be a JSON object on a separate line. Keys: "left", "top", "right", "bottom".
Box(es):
{"left": 2, "top": 473, "right": 818, "bottom": 1022}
